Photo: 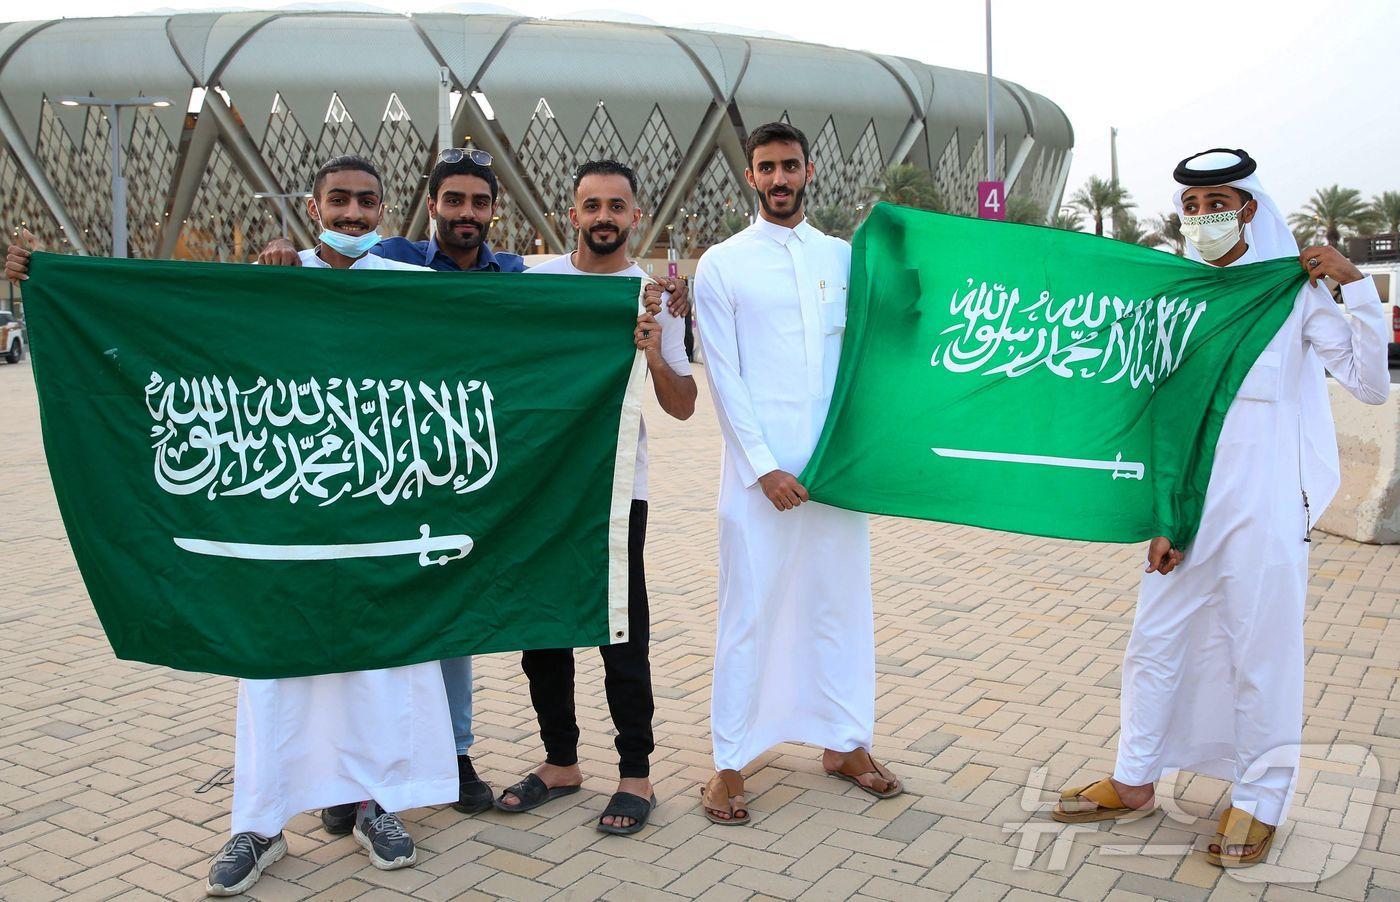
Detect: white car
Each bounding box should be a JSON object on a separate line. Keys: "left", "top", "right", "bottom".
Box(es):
{"left": 1357, "top": 263, "right": 1400, "bottom": 364}
{"left": 0, "top": 310, "right": 24, "bottom": 364}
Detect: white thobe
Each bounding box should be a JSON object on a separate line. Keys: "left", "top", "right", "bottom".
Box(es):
{"left": 230, "top": 249, "right": 459, "bottom": 837}
{"left": 1114, "top": 250, "right": 1390, "bottom": 826}
{"left": 694, "top": 217, "right": 874, "bottom": 772}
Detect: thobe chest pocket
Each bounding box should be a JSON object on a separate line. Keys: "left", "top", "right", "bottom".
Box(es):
{"left": 1236, "top": 351, "right": 1282, "bottom": 402}
{"left": 820, "top": 294, "right": 847, "bottom": 335}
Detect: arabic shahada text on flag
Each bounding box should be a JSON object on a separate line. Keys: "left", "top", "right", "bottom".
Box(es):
{"left": 800, "top": 204, "right": 1306, "bottom": 547}
{"left": 25, "top": 253, "right": 645, "bottom": 679}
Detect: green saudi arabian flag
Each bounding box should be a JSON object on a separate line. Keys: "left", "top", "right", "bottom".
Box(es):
{"left": 26, "top": 253, "right": 645, "bottom": 679}
{"left": 800, "top": 203, "right": 1307, "bottom": 548}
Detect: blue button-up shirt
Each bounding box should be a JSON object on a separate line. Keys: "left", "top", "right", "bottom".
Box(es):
{"left": 371, "top": 236, "right": 526, "bottom": 273}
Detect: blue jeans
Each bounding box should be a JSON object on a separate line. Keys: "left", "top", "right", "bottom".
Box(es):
{"left": 439, "top": 656, "right": 474, "bottom": 754}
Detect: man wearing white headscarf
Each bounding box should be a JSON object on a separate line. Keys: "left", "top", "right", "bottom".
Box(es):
{"left": 1054, "top": 149, "right": 1390, "bottom": 868}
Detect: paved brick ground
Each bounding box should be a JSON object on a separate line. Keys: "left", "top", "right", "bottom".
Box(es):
{"left": 2, "top": 354, "right": 1399, "bottom": 901}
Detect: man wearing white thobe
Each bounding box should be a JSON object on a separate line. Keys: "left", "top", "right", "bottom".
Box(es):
{"left": 694, "top": 122, "right": 901, "bottom": 824}
{"left": 1055, "top": 149, "right": 1390, "bottom": 868}
{"left": 218, "top": 156, "right": 458, "bottom": 894}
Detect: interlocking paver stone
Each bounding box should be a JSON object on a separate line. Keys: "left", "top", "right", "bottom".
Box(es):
{"left": 3, "top": 357, "right": 1398, "bottom": 900}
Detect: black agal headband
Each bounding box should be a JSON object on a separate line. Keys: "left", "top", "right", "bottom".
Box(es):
{"left": 1173, "top": 148, "right": 1257, "bottom": 186}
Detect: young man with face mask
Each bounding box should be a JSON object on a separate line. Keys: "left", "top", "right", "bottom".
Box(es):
{"left": 4, "top": 156, "right": 454, "bottom": 895}
{"left": 492, "top": 159, "right": 695, "bottom": 835}
{"left": 690, "top": 122, "right": 902, "bottom": 826}
{"left": 1053, "top": 149, "right": 1390, "bottom": 868}
{"left": 215, "top": 155, "right": 454, "bottom": 894}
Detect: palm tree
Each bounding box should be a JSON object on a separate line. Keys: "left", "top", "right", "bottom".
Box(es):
{"left": 1288, "top": 185, "right": 1375, "bottom": 246}
{"left": 1069, "top": 176, "right": 1134, "bottom": 236}
{"left": 1369, "top": 191, "right": 1400, "bottom": 234}
{"left": 1113, "top": 213, "right": 1159, "bottom": 248}
{"left": 1005, "top": 195, "right": 1044, "bottom": 224}
{"left": 806, "top": 204, "right": 857, "bottom": 240}
{"left": 721, "top": 210, "right": 750, "bottom": 238}
{"left": 1149, "top": 212, "right": 1185, "bottom": 256}
{"left": 865, "top": 164, "right": 945, "bottom": 212}
{"left": 1049, "top": 208, "right": 1083, "bottom": 231}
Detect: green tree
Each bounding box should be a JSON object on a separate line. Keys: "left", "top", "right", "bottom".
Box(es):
{"left": 721, "top": 210, "right": 750, "bottom": 238}
{"left": 1150, "top": 212, "right": 1185, "bottom": 256}
{"left": 1369, "top": 190, "right": 1400, "bottom": 233}
{"left": 806, "top": 204, "right": 858, "bottom": 240}
{"left": 1048, "top": 208, "right": 1083, "bottom": 231}
{"left": 865, "top": 164, "right": 944, "bottom": 211}
{"left": 1005, "top": 195, "right": 1044, "bottom": 224}
{"left": 1288, "top": 185, "right": 1375, "bottom": 246}
{"left": 1113, "top": 213, "right": 1159, "bottom": 248}
{"left": 1069, "top": 176, "right": 1135, "bottom": 236}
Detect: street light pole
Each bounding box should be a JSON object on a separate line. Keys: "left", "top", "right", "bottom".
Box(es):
{"left": 57, "top": 95, "right": 171, "bottom": 258}
{"left": 985, "top": 0, "right": 995, "bottom": 181}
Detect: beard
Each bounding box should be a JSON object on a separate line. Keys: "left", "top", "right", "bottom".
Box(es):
{"left": 583, "top": 224, "right": 629, "bottom": 255}
{"left": 756, "top": 182, "right": 806, "bottom": 221}
{"left": 436, "top": 215, "right": 489, "bottom": 251}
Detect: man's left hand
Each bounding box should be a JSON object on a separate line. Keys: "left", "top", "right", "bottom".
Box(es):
{"left": 635, "top": 312, "right": 661, "bottom": 355}
{"left": 1300, "top": 245, "right": 1363, "bottom": 287}
{"left": 644, "top": 277, "right": 690, "bottom": 319}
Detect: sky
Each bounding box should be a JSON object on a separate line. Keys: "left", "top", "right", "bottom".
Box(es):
{"left": 12, "top": 0, "right": 1399, "bottom": 220}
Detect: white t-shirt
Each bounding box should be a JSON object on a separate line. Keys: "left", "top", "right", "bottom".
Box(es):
{"left": 525, "top": 253, "right": 693, "bottom": 501}
{"left": 298, "top": 248, "right": 432, "bottom": 272}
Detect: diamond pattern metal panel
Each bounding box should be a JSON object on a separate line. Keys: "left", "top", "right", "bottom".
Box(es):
{"left": 261, "top": 95, "right": 316, "bottom": 199}
{"left": 808, "top": 117, "right": 883, "bottom": 211}
{"left": 518, "top": 105, "right": 573, "bottom": 229}
{"left": 673, "top": 148, "right": 745, "bottom": 254}
{"left": 371, "top": 119, "right": 428, "bottom": 237}
{"left": 124, "top": 107, "right": 178, "bottom": 259}
{"left": 630, "top": 105, "right": 681, "bottom": 215}
{"left": 931, "top": 131, "right": 1007, "bottom": 216}
{"left": 0, "top": 142, "right": 63, "bottom": 251}
{"left": 36, "top": 101, "right": 112, "bottom": 255}
{"left": 489, "top": 188, "right": 535, "bottom": 256}
{"left": 177, "top": 141, "right": 280, "bottom": 262}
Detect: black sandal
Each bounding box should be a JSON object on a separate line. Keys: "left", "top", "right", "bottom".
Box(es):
{"left": 493, "top": 774, "right": 582, "bottom": 813}
{"left": 596, "top": 791, "right": 657, "bottom": 835}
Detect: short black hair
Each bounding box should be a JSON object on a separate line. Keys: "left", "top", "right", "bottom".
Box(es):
{"left": 429, "top": 158, "right": 498, "bottom": 203}
{"left": 744, "top": 122, "right": 809, "bottom": 169}
{"left": 573, "top": 159, "right": 638, "bottom": 196}
{"left": 313, "top": 154, "right": 382, "bottom": 199}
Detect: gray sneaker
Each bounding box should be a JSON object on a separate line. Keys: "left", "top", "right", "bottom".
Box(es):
{"left": 206, "top": 831, "right": 286, "bottom": 896}
{"left": 353, "top": 801, "right": 417, "bottom": 870}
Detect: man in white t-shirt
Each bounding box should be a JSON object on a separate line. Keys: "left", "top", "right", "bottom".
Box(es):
{"left": 494, "top": 159, "right": 695, "bottom": 835}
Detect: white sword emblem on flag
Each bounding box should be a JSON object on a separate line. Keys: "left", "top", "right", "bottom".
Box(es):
{"left": 931, "top": 447, "right": 1145, "bottom": 480}
{"left": 174, "top": 524, "right": 474, "bottom": 567}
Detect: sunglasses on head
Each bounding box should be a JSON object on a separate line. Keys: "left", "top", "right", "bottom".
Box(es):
{"left": 437, "top": 148, "right": 493, "bottom": 166}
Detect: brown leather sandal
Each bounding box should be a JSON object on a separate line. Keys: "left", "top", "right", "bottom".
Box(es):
{"left": 1205, "top": 807, "right": 1275, "bottom": 868}
{"left": 1052, "top": 778, "right": 1155, "bottom": 823}
{"left": 825, "top": 748, "right": 903, "bottom": 799}
{"left": 700, "top": 769, "right": 750, "bottom": 825}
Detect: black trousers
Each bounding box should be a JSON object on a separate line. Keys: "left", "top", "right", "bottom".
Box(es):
{"left": 521, "top": 500, "right": 653, "bottom": 778}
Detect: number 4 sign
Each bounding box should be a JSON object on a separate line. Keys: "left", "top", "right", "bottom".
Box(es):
{"left": 977, "top": 181, "right": 1006, "bottom": 220}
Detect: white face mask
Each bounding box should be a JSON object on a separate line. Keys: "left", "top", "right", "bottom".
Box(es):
{"left": 1181, "top": 209, "right": 1244, "bottom": 261}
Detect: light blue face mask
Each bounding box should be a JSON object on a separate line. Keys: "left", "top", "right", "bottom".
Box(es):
{"left": 317, "top": 225, "right": 381, "bottom": 259}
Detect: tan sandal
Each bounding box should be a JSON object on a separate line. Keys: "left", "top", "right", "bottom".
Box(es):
{"left": 825, "top": 748, "right": 903, "bottom": 799}
{"left": 1205, "top": 807, "right": 1275, "bottom": 868}
{"left": 1052, "top": 778, "right": 1155, "bottom": 823}
{"left": 700, "top": 769, "right": 750, "bottom": 825}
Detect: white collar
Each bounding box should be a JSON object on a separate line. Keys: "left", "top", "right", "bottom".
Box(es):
{"left": 753, "top": 215, "right": 815, "bottom": 246}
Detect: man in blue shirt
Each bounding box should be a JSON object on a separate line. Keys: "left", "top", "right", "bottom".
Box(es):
{"left": 259, "top": 149, "right": 526, "bottom": 274}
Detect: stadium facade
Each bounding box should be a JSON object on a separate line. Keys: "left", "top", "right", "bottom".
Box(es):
{"left": 0, "top": 11, "right": 1074, "bottom": 261}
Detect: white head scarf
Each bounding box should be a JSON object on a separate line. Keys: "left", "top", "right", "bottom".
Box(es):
{"left": 1171, "top": 150, "right": 1297, "bottom": 262}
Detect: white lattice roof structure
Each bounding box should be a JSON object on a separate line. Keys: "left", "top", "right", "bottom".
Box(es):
{"left": 0, "top": 11, "right": 1073, "bottom": 260}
